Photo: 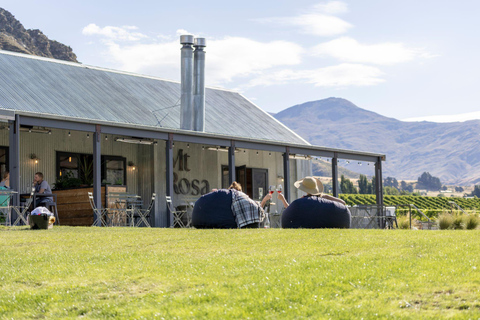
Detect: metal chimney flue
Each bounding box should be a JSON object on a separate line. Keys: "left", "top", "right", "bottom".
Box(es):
{"left": 180, "top": 35, "right": 194, "bottom": 130}
{"left": 193, "top": 37, "right": 206, "bottom": 132}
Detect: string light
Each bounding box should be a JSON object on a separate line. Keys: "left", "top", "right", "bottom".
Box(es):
{"left": 105, "top": 135, "right": 108, "bottom": 141}
{"left": 187, "top": 143, "right": 190, "bottom": 148}
{"left": 68, "top": 131, "right": 71, "bottom": 137}
{"left": 87, "top": 133, "right": 90, "bottom": 138}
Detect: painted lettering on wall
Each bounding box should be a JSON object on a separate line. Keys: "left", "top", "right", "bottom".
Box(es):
{"left": 173, "top": 149, "right": 210, "bottom": 195}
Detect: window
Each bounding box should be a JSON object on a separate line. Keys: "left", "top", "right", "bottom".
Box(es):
{"left": 56, "top": 152, "right": 126, "bottom": 185}
{"left": 102, "top": 156, "right": 126, "bottom": 185}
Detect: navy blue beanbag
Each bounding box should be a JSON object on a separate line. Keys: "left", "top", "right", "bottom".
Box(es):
{"left": 192, "top": 189, "right": 237, "bottom": 229}
{"left": 281, "top": 196, "right": 351, "bottom": 229}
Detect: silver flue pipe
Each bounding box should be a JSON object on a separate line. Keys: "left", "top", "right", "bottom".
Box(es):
{"left": 180, "top": 35, "right": 194, "bottom": 130}
{"left": 193, "top": 37, "right": 206, "bottom": 132}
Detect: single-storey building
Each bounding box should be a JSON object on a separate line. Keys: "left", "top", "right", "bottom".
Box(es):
{"left": 0, "top": 37, "right": 385, "bottom": 227}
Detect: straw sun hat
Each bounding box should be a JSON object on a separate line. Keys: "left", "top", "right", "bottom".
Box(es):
{"left": 294, "top": 176, "right": 324, "bottom": 195}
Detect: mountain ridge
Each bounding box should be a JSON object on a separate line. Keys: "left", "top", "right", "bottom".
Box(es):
{"left": 0, "top": 8, "right": 77, "bottom": 62}
{"left": 275, "top": 98, "right": 480, "bottom": 185}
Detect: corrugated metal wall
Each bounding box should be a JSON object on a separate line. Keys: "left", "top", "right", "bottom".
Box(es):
{"left": 1, "top": 128, "right": 311, "bottom": 227}
{"left": 0, "top": 128, "right": 140, "bottom": 195}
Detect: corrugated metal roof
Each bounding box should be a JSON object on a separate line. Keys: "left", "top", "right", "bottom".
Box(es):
{"left": 0, "top": 50, "right": 309, "bottom": 145}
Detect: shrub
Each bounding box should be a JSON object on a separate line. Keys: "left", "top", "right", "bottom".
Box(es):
{"left": 438, "top": 213, "right": 453, "bottom": 230}
{"left": 452, "top": 214, "right": 465, "bottom": 230}
{"left": 397, "top": 215, "right": 410, "bottom": 229}
{"left": 465, "top": 215, "right": 479, "bottom": 230}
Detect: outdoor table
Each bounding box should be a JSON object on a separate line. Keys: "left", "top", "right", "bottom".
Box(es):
{"left": 20, "top": 192, "right": 57, "bottom": 208}
{"left": 107, "top": 193, "right": 142, "bottom": 226}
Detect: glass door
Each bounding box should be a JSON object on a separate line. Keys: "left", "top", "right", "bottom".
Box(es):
{"left": 251, "top": 168, "right": 268, "bottom": 201}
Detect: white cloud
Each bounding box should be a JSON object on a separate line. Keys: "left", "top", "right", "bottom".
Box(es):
{"left": 312, "top": 1, "right": 349, "bottom": 14}
{"left": 245, "top": 63, "right": 385, "bottom": 88}
{"left": 403, "top": 111, "right": 480, "bottom": 123}
{"left": 82, "top": 23, "right": 148, "bottom": 41}
{"left": 257, "top": 1, "right": 352, "bottom": 37}
{"left": 83, "top": 27, "right": 304, "bottom": 85}
{"left": 313, "top": 37, "right": 434, "bottom": 65}
{"left": 207, "top": 37, "right": 303, "bottom": 84}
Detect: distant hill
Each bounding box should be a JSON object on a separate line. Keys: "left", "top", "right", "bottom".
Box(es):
{"left": 275, "top": 98, "right": 480, "bottom": 185}
{"left": 0, "top": 8, "right": 77, "bottom": 62}
{"left": 313, "top": 159, "right": 361, "bottom": 180}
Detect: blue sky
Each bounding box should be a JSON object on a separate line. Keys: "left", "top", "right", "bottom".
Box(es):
{"left": 3, "top": 0, "right": 480, "bottom": 121}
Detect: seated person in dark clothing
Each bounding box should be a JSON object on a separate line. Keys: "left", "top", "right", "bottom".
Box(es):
{"left": 33, "top": 172, "right": 53, "bottom": 207}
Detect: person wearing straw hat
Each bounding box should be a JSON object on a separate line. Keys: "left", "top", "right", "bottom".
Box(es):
{"left": 280, "top": 176, "right": 351, "bottom": 229}
{"left": 277, "top": 176, "right": 345, "bottom": 208}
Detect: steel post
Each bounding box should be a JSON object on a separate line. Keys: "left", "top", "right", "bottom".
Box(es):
{"left": 166, "top": 133, "right": 174, "bottom": 227}
{"left": 332, "top": 154, "right": 339, "bottom": 197}
{"left": 228, "top": 140, "right": 235, "bottom": 184}
{"left": 283, "top": 147, "right": 290, "bottom": 203}
{"left": 93, "top": 125, "right": 102, "bottom": 225}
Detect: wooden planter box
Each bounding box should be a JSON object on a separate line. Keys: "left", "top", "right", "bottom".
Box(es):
{"left": 53, "top": 186, "right": 126, "bottom": 226}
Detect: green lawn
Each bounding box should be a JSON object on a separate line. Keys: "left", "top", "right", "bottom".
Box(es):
{"left": 1, "top": 227, "right": 480, "bottom": 319}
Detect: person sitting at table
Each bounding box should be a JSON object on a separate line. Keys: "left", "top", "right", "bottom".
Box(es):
{"left": 0, "top": 171, "right": 9, "bottom": 188}
{"left": 33, "top": 172, "right": 53, "bottom": 207}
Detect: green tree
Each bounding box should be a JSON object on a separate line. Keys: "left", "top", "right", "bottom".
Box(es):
{"left": 455, "top": 186, "right": 464, "bottom": 192}
{"left": 358, "top": 174, "right": 369, "bottom": 194}
{"left": 384, "top": 186, "right": 400, "bottom": 195}
{"left": 340, "top": 175, "right": 357, "bottom": 194}
{"left": 400, "top": 180, "right": 413, "bottom": 192}
{"left": 384, "top": 177, "right": 399, "bottom": 189}
{"left": 417, "top": 172, "right": 442, "bottom": 191}
{"left": 471, "top": 185, "right": 480, "bottom": 197}
{"left": 367, "top": 177, "right": 376, "bottom": 194}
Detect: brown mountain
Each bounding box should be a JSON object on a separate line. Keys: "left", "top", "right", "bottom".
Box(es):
{"left": 275, "top": 98, "right": 480, "bottom": 186}
{"left": 0, "top": 8, "right": 77, "bottom": 62}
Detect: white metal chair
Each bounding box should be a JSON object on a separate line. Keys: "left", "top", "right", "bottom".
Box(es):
{"left": 0, "top": 189, "right": 15, "bottom": 226}
{"left": 134, "top": 193, "right": 155, "bottom": 227}
{"left": 166, "top": 196, "right": 188, "bottom": 228}
{"left": 88, "top": 192, "right": 108, "bottom": 227}
{"left": 12, "top": 188, "right": 35, "bottom": 226}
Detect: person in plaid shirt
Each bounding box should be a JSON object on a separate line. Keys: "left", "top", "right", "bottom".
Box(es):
{"left": 229, "top": 182, "right": 272, "bottom": 228}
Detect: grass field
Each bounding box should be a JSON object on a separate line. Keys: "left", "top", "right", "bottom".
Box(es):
{"left": 1, "top": 227, "right": 480, "bottom": 319}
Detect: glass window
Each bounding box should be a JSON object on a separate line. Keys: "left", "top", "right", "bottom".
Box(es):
{"left": 59, "top": 154, "right": 79, "bottom": 178}
{"left": 56, "top": 152, "right": 126, "bottom": 186}
{"left": 104, "top": 157, "right": 126, "bottom": 185}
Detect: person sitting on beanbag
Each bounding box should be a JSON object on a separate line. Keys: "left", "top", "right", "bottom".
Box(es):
{"left": 229, "top": 182, "right": 272, "bottom": 228}
{"left": 278, "top": 176, "right": 351, "bottom": 229}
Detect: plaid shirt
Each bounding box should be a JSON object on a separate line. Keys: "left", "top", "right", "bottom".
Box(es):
{"left": 231, "top": 190, "right": 265, "bottom": 228}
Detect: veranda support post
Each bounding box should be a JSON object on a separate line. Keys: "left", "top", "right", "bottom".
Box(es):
{"left": 93, "top": 125, "right": 102, "bottom": 226}
{"left": 228, "top": 140, "right": 235, "bottom": 185}
{"left": 8, "top": 114, "right": 20, "bottom": 206}
{"left": 332, "top": 153, "right": 339, "bottom": 197}
{"left": 283, "top": 147, "right": 290, "bottom": 203}
{"left": 166, "top": 133, "right": 174, "bottom": 227}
